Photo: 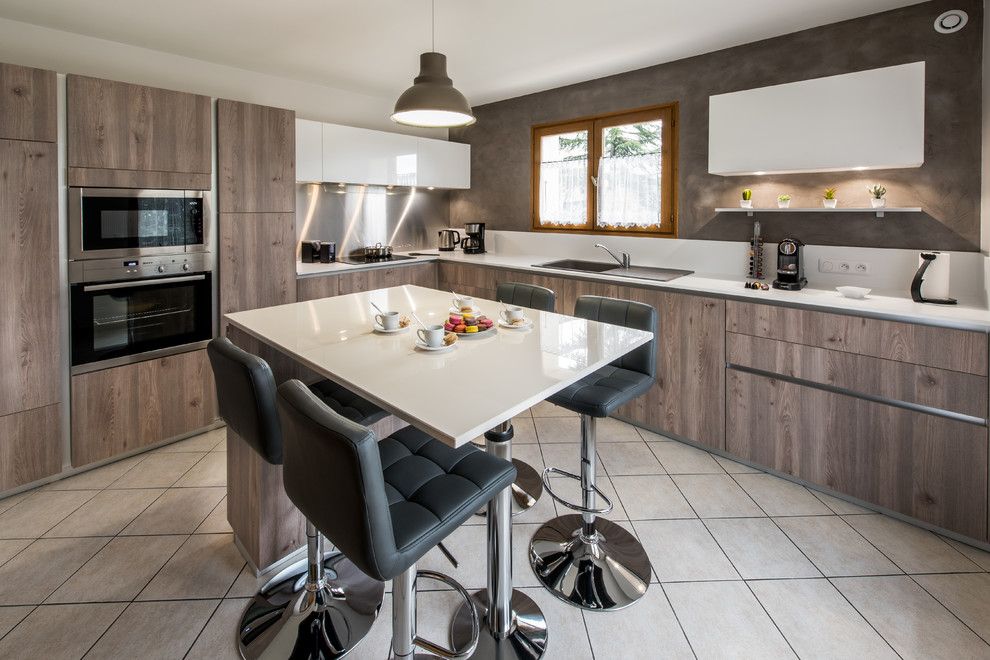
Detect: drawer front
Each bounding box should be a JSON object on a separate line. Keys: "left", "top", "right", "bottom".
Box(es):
{"left": 725, "top": 301, "right": 988, "bottom": 376}
{"left": 726, "top": 369, "right": 988, "bottom": 541}
{"left": 727, "top": 332, "right": 988, "bottom": 420}
{"left": 297, "top": 274, "right": 339, "bottom": 302}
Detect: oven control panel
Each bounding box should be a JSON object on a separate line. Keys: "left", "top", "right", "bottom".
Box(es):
{"left": 68, "top": 252, "right": 213, "bottom": 284}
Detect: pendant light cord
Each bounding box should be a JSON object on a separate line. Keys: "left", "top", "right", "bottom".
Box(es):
{"left": 431, "top": 0, "right": 436, "bottom": 51}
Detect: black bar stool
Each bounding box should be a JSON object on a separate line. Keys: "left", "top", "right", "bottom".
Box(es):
{"left": 472, "top": 281, "right": 556, "bottom": 517}
{"left": 207, "top": 337, "right": 388, "bottom": 659}
{"left": 529, "top": 296, "right": 657, "bottom": 611}
{"left": 277, "top": 379, "right": 517, "bottom": 660}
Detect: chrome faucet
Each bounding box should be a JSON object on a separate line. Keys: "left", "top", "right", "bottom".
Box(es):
{"left": 595, "top": 243, "right": 630, "bottom": 268}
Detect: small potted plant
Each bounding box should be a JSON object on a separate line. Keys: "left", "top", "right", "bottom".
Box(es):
{"left": 740, "top": 189, "right": 753, "bottom": 209}
{"left": 823, "top": 188, "right": 837, "bottom": 208}
{"left": 868, "top": 184, "right": 886, "bottom": 208}
{"left": 777, "top": 194, "right": 791, "bottom": 209}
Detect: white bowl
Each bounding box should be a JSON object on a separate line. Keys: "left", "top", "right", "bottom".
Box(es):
{"left": 836, "top": 286, "right": 871, "bottom": 299}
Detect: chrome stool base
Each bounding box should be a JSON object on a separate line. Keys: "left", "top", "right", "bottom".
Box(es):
{"left": 530, "top": 514, "right": 651, "bottom": 611}
{"left": 238, "top": 552, "right": 384, "bottom": 659}
{"left": 450, "top": 589, "right": 548, "bottom": 660}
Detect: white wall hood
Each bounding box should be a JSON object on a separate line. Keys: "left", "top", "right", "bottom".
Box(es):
{"left": 708, "top": 62, "right": 925, "bottom": 176}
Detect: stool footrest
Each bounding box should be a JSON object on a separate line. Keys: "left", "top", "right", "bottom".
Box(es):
{"left": 411, "top": 570, "right": 479, "bottom": 659}
{"left": 540, "top": 466, "right": 613, "bottom": 515}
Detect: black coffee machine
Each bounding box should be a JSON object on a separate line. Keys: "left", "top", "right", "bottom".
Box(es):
{"left": 463, "top": 222, "right": 485, "bottom": 254}
{"left": 771, "top": 238, "right": 807, "bottom": 290}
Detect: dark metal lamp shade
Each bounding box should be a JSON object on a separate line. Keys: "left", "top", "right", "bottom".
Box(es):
{"left": 391, "top": 52, "right": 476, "bottom": 128}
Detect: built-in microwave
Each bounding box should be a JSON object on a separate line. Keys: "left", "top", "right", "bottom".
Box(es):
{"left": 68, "top": 188, "right": 211, "bottom": 261}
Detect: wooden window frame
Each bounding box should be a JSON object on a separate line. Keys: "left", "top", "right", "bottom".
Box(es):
{"left": 531, "top": 103, "right": 678, "bottom": 238}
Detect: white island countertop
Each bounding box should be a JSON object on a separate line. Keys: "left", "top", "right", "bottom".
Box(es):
{"left": 298, "top": 249, "right": 990, "bottom": 333}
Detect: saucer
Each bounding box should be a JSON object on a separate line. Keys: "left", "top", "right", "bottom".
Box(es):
{"left": 450, "top": 306, "right": 481, "bottom": 315}
{"left": 498, "top": 318, "right": 533, "bottom": 330}
{"left": 374, "top": 324, "right": 410, "bottom": 334}
{"left": 414, "top": 340, "right": 456, "bottom": 353}
{"left": 454, "top": 325, "right": 497, "bottom": 339}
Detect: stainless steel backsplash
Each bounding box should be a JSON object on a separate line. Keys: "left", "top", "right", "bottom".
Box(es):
{"left": 296, "top": 183, "right": 451, "bottom": 259}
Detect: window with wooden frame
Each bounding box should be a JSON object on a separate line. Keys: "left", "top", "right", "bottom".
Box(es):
{"left": 531, "top": 103, "right": 677, "bottom": 237}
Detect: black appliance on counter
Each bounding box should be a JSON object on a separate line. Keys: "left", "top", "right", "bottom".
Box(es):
{"left": 301, "top": 240, "right": 335, "bottom": 263}
{"left": 463, "top": 222, "right": 485, "bottom": 254}
{"left": 771, "top": 238, "right": 807, "bottom": 291}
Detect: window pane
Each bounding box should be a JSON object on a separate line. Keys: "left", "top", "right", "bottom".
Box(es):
{"left": 539, "top": 131, "right": 587, "bottom": 226}
{"left": 598, "top": 120, "right": 662, "bottom": 229}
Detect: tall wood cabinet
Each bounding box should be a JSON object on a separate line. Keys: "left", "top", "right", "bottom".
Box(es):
{"left": 0, "top": 63, "right": 60, "bottom": 491}
{"left": 217, "top": 99, "right": 296, "bottom": 318}
{"left": 66, "top": 75, "right": 212, "bottom": 189}
{"left": 218, "top": 99, "right": 300, "bottom": 570}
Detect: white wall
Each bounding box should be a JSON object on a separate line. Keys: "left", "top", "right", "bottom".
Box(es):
{"left": 0, "top": 17, "right": 446, "bottom": 139}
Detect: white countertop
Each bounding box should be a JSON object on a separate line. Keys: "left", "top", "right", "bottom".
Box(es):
{"left": 225, "top": 285, "right": 652, "bottom": 446}
{"left": 297, "top": 250, "right": 990, "bottom": 332}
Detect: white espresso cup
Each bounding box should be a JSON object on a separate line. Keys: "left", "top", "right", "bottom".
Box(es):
{"left": 452, "top": 296, "right": 474, "bottom": 310}
{"left": 375, "top": 311, "right": 400, "bottom": 330}
{"left": 500, "top": 305, "right": 524, "bottom": 323}
{"left": 417, "top": 324, "right": 446, "bottom": 348}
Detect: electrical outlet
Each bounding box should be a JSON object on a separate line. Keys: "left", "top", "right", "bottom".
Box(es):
{"left": 819, "top": 258, "right": 871, "bottom": 276}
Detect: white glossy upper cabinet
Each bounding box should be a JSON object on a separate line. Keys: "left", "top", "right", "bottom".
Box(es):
{"left": 417, "top": 138, "right": 470, "bottom": 188}
{"left": 709, "top": 62, "right": 925, "bottom": 175}
{"left": 296, "top": 119, "right": 323, "bottom": 182}
{"left": 322, "top": 124, "right": 418, "bottom": 186}
{"left": 296, "top": 119, "right": 470, "bottom": 188}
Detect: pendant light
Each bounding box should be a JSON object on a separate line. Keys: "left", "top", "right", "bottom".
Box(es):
{"left": 391, "top": 0, "right": 475, "bottom": 128}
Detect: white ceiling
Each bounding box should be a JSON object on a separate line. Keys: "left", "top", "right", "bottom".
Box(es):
{"left": 0, "top": 0, "right": 927, "bottom": 107}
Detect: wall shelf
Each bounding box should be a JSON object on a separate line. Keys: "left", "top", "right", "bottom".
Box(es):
{"left": 715, "top": 207, "right": 922, "bottom": 218}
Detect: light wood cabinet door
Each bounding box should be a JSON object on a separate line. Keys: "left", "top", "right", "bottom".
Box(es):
{"left": 726, "top": 300, "right": 988, "bottom": 376}
{"left": 218, "top": 213, "right": 296, "bottom": 318}
{"left": 0, "top": 404, "right": 61, "bottom": 491}
{"left": 0, "top": 140, "right": 59, "bottom": 417}
{"left": 727, "top": 368, "right": 988, "bottom": 540}
{"left": 297, "top": 273, "right": 339, "bottom": 302}
{"left": 218, "top": 99, "right": 295, "bottom": 213}
{"left": 71, "top": 349, "right": 217, "bottom": 467}
{"left": 0, "top": 63, "right": 56, "bottom": 143}
{"left": 66, "top": 75, "right": 211, "bottom": 188}
{"left": 337, "top": 263, "right": 437, "bottom": 296}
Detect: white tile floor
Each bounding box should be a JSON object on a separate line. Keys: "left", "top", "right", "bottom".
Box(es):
{"left": 2, "top": 408, "right": 990, "bottom": 659}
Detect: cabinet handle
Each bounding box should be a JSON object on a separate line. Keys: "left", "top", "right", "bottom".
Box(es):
{"left": 83, "top": 274, "right": 206, "bottom": 292}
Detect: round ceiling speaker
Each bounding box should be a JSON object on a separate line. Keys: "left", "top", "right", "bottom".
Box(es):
{"left": 934, "top": 9, "right": 968, "bottom": 34}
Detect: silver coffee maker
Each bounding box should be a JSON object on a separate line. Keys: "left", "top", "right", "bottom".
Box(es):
{"left": 463, "top": 223, "right": 485, "bottom": 254}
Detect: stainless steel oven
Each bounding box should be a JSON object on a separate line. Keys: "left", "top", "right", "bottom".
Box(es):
{"left": 68, "top": 188, "right": 210, "bottom": 261}
{"left": 68, "top": 253, "right": 214, "bottom": 373}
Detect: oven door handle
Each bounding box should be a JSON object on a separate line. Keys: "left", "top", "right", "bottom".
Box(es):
{"left": 82, "top": 274, "right": 206, "bottom": 292}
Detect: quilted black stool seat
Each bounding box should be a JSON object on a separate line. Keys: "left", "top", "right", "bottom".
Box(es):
{"left": 530, "top": 295, "right": 657, "bottom": 613}
{"left": 278, "top": 379, "right": 517, "bottom": 659}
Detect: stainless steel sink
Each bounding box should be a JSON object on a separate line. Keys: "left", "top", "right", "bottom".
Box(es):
{"left": 535, "top": 259, "right": 618, "bottom": 273}
{"left": 534, "top": 259, "right": 693, "bottom": 282}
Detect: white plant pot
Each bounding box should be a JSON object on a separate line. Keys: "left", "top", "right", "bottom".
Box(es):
{"left": 740, "top": 199, "right": 752, "bottom": 208}
{"left": 777, "top": 199, "right": 790, "bottom": 208}
{"left": 871, "top": 198, "right": 886, "bottom": 208}
{"left": 823, "top": 199, "right": 837, "bottom": 208}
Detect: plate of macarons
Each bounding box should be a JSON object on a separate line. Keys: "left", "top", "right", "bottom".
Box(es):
{"left": 444, "top": 311, "right": 497, "bottom": 338}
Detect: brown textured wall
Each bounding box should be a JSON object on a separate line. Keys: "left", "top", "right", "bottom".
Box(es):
{"left": 451, "top": 0, "right": 983, "bottom": 251}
